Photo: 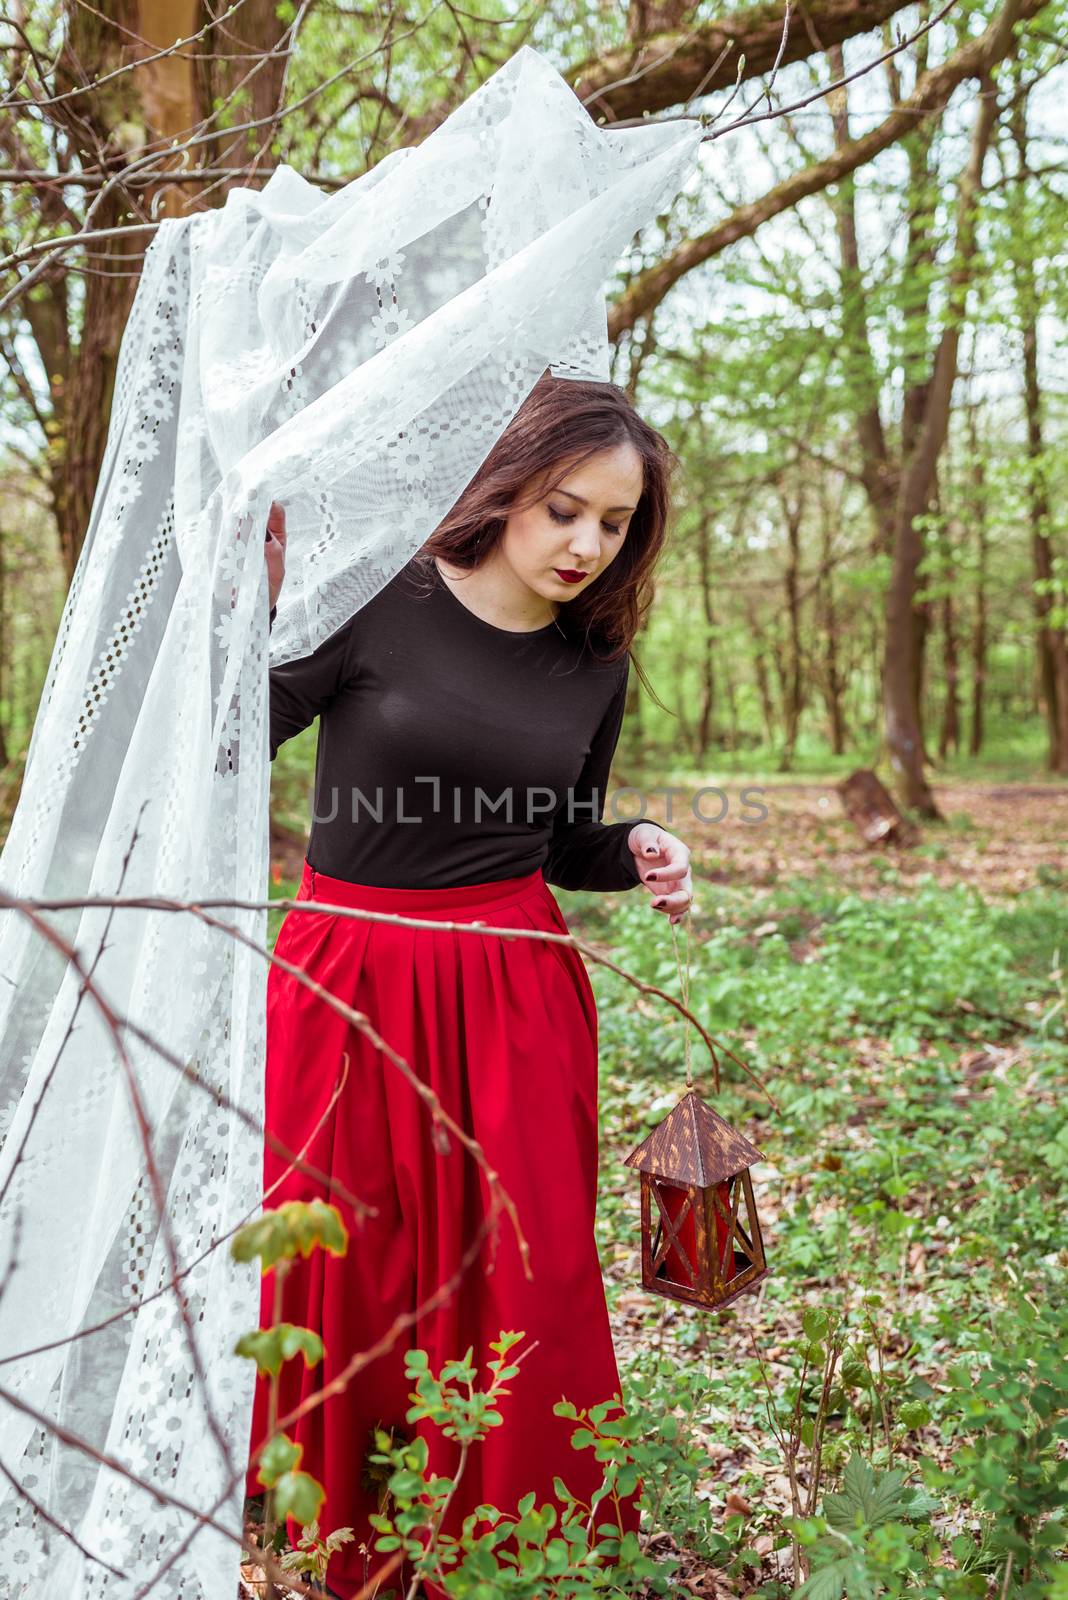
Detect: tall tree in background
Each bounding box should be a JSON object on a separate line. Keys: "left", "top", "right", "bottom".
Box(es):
{"left": 826, "top": 3, "right": 1023, "bottom": 815}
{"left": 965, "top": 397, "right": 990, "bottom": 758}
{"left": 776, "top": 474, "right": 808, "bottom": 770}
{"left": 882, "top": 60, "right": 1003, "bottom": 816}
{"left": 1008, "top": 75, "right": 1068, "bottom": 772}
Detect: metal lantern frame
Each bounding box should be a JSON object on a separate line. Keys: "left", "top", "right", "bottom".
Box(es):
{"left": 623, "top": 1088, "right": 769, "bottom": 1312}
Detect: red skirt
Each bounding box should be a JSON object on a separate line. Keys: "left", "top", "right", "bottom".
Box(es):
{"left": 244, "top": 860, "right": 640, "bottom": 1598}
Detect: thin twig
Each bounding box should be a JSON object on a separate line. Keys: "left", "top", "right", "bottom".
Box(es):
{"left": 15, "top": 891, "right": 778, "bottom": 1107}
{"left": 0, "top": 0, "right": 254, "bottom": 114}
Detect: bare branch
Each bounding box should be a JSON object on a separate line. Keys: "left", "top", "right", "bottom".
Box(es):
{"left": 573, "top": 0, "right": 925, "bottom": 118}
{"left": 0, "top": 0, "right": 256, "bottom": 113}
{"left": 16, "top": 887, "right": 777, "bottom": 1102}
{"left": 609, "top": 0, "right": 1045, "bottom": 336}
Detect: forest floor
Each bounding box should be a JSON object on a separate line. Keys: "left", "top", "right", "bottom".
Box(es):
{"left": 682, "top": 779, "right": 1067, "bottom": 899}
{"left": 572, "top": 777, "right": 1066, "bottom": 1597}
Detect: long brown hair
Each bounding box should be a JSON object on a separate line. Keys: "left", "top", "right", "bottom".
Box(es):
{"left": 412, "top": 373, "right": 676, "bottom": 681}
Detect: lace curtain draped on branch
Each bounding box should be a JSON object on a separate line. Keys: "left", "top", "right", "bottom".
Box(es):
{"left": 0, "top": 46, "right": 701, "bottom": 1598}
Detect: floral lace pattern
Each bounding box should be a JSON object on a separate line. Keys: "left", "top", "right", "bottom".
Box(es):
{"left": 0, "top": 45, "right": 700, "bottom": 1597}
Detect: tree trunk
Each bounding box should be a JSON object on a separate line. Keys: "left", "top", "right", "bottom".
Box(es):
{"left": 885, "top": 513, "right": 938, "bottom": 812}
{"left": 827, "top": 45, "right": 897, "bottom": 554}
{"left": 939, "top": 588, "right": 960, "bottom": 759}
{"left": 967, "top": 401, "right": 988, "bottom": 756}
{"left": 695, "top": 518, "right": 717, "bottom": 758}
{"left": 42, "top": 2, "right": 290, "bottom": 579}
{"left": 52, "top": 187, "right": 140, "bottom": 580}
{"left": 1010, "top": 86, "right": 1068, "bottom": 772}
{"left": 883, "top": 55, "right": 1006, "bottom": 815}
{"left": 896, "top": 28, "right": 940, "bottom": 763}
{"left": 191, "top": 0, "right": 290, "bottom": 185}
{"left": 723, "top": 655, "right": 740, "bottom": 752}
{"left": 744, "top": 597, "right": 778, "bottom": 746}
{"left": 816, "top": 507, "right": 848, "bottom": 754}
{"left": 778, "top": 481, "right": 805, "bottom": 770}
{"left": 912, "top": 593, "right": 934, "bottom": 741}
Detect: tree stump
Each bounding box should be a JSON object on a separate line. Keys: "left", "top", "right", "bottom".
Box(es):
{"left": 836, "top": 769, "right": 918, "bottom": 847}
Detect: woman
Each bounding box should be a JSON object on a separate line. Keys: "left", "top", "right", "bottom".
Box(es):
{"left": 245, "top": 374, "right": 694, "bottom": 1598}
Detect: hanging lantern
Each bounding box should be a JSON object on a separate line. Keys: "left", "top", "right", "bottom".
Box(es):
{"left": 623, "top": 1088, "right": 769, "bottom": 1311}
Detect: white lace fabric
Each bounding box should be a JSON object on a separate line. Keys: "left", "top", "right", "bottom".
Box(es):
{"left": 0, "top": 47, "right": 700, "bottom": 1598}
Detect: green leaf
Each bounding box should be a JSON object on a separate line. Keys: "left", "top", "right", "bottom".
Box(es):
{"left": 231, "top": 1200, "right": 348, "bottom": 1270}
{"left": 324, "top": 1528, "right": 356, "bottom": 1553}
{"left": 898, "top": 1485, "right": 939, "bottom": 1521}
{"left": 803, "top": 1307, "right": 833, "bottom": 1344}
{"left": 234, "top": 1324, "right": 324, "bottom": 1376}
{"left": 795, "top": 1555, "right": 855, "bottom": 1600}
{"left": 256, "top": 1432, "right": 300, "bottom": 1489}
{"left": 824, "top": 1454, "right": 913, "bottom": 1532}
{"left": 272, "top": 1469, "right": 325, "bottom": 1526}
{"left": 489, "top": 1330, "right": 525, "bottom": 1355}
{"left": 388, "top": 1470, "right": 426, "bottom": 1500}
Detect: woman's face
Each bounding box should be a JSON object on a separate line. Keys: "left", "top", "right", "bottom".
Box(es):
{"left": 498, "top": 441, "right": 644, "bottom": 605}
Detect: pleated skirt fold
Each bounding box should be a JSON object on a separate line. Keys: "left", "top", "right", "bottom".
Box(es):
{"left": 244, "top": 859, "right": 639, "bottom": 1598}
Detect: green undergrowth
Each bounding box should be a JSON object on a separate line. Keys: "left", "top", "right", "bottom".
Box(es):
{"left": 566, "top": 872, "right": 1067, "bottom": 1596}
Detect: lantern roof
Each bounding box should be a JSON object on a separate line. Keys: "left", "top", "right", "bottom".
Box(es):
{"left": 623, "top": 1089, "right": 765, "bottom": 1186}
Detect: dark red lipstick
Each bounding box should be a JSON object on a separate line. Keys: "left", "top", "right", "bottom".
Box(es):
{"left": 554, "top": 569, "right": 588, "bottom": 584}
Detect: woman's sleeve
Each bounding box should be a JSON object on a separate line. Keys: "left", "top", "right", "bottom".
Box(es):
{"left": 542, "top": 658, "right": 644, "bottom": 893}
{"left": 267, "top": 608, "right": 356, "bottom": 761}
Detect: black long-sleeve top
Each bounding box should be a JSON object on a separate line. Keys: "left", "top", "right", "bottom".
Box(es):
{"left": 267, "top": 556, "right": 644, "bottom": 893}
